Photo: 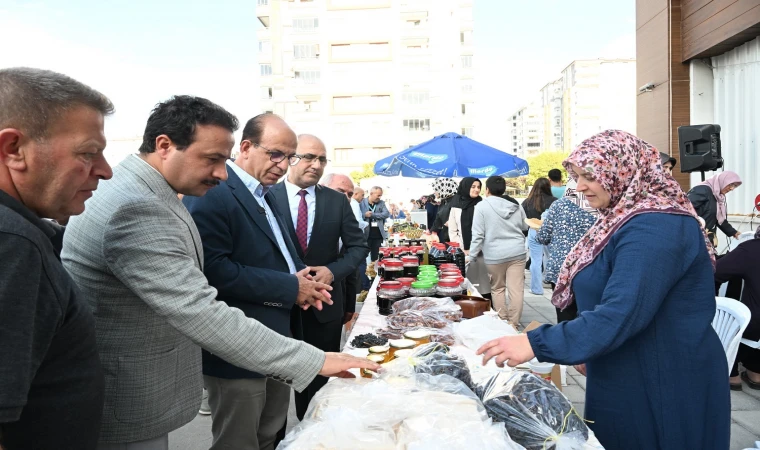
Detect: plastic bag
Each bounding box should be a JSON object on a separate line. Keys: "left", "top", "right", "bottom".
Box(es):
{"left": 278, "top": 373, "right": 520, "bottom": 450}
{"left": 392, "top": 297, "right": 459, "bottom": 313}
{"left": 374, "top": 324, "right": 459, "bottom": 346}
{"left": 476, "top": 371, "right": 589, "bottom": 450}
{"left": 409, "top": 343, "right": 474, "bottom": 388}
{"left": 454, "top": 314, "right": 518, "bottom": 351}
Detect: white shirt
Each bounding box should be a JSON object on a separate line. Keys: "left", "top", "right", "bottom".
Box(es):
{"left": 351, "top": 198, "right": 368, "bottom": 231}
{"left": 284, "top": 180, "right": 316, "bottom": 246}
{"left": 227, "top": 162, "right": 297, "bottom": 274}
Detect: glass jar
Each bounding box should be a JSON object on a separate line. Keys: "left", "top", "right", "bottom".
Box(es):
{"left": 376, "top": 260, "right": 385, "bottom": 279}
{"left": 446, "top": 242, "right": 467, "bottom": 274}
{"left": 382, "top": 259, "right": 403, "bottom": 281}
{"left": 436, "top": 278, "right": 465, "bottom": 298}
{"left": 388, "top": 338, "right": 416, "bottom": 359}
{"left": 396, "top": 277, "right": 415, "bottom": 292}
{"left": 362, "top": 354, "right": 386, "bottom": 378}
{"left": 404, "top": 329, "right": 432, "bottom": 346}
{"left": 409, "top": 280, "right": 437, "bottom": 297}
{"left": 401, "top": 256, "right": 419, "bottom": 278}
{"left": 377, "top": 281, "right": 406, "bottom": 316}
{"left": 411, "top": 245, "right": 424, "bottom": 264}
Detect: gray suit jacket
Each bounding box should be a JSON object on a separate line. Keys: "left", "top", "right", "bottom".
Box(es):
{"left": 359, "top": 198, "right": 390, "bottom": 239}
{"left": 61, "top": 155, "right": 324, "bottom": 444}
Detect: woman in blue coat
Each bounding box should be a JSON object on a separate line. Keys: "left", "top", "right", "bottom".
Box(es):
{"left": 478, "top": 130, "right": 730, "bottom": 450}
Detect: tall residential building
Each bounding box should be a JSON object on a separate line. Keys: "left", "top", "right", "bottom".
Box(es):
{"left": 561, "top": 58, "right": 636, "bottom": 150}
{"left": 508, "top": 98, "right": 543, "bottom": 158}
{"left": 256, "top": 0, "right": 475, "bottom": 172}
{"left": 540, "top": 78, "right": 563, "bottom": 151}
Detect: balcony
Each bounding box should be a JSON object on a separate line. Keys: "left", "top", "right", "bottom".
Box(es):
{"left": 256, "top": 0, "right": 270, "bottom": 27}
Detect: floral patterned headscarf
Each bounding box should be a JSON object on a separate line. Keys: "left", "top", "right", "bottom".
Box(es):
{"left": 552, "top": 130, "right": 715, "bottom": 311}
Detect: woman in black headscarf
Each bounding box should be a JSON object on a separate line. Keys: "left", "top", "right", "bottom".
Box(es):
{"left": 448, "top": 177, "right": 490, "bottom": 299}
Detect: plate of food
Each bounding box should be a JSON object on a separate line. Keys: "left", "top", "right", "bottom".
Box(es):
{"left": 524, "top": 218, "right": 543, "bottom": 230}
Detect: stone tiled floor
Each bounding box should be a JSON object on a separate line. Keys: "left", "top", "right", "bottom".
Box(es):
{"left": 170, "top": 279, "right": 760, "bottom": 450}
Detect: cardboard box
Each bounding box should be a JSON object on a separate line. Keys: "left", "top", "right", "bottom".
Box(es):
{"left": 522, "top": 321, "right": 562, "bottom": 391}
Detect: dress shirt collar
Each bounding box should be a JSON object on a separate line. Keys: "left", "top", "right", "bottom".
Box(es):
{"left": 284, "top": 179, "right": 316, "bottom": 199}
{"left": 227, "top": 161, "right": 267, "bottom": 197}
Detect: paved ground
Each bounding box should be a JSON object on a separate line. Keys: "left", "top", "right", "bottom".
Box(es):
{"left": 170, "top": 278, "right": 760, "bottom": 450}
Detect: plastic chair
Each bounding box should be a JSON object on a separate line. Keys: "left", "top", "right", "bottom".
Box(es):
{"left": 712, "top": 297, "right": 752, "bottom": 374}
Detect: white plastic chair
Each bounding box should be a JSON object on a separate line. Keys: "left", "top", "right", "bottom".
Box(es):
{"left": 712, "top": 297, "right": 752, "bottom": 374}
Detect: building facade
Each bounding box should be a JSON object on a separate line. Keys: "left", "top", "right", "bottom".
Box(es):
{"left": 508, "top": 99, "right": 543, "bottom": 158}
{"left": 256, "top": 0, "right": 475, "bottom": 172}
{"left": 540, "top": 78, "right": 563, "bottom": 151}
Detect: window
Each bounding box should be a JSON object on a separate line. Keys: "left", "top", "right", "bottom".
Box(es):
{"left": 461, "top": 55, "right": 472, "bottom": 69}
{"left": 293, "top": 17, "right": 319, "bottom": 31}
{"left": 405, "top": 19, "right": 421, "bottom": 28}
{"left": 461, "top": 81, "right": 473, "bottom": 93}
{"left": 402, "top": 118, "right": 430, "bottom": 132}
{"left": 260, "top": 87, "right": 272, "bottom": 99}
{"left": 461, "top": 127, "right": 474, "bottom": 137}
{"left": 294, "top": 70, "right": 320, "bottom": 85}
{"left": 303, "top": 100, "right": 319, "bottom": 112}
{"left": 294, "top": 44, "right": 319, "bottom": 59}
{"left": 331, "top": 42, "right": 390, "bottom": 61}
{"left": 260, "top": 64, "right": 272, "bottom": 76}
{"left": 402, "top": 91, "right": 429, "bottom": 106}
{"left": 460, "top": 30, "right": 472, "bottom": 44}
{"left": 527, "top": 143, "right": 541, "bottom": 148}
{"left": 332, "top": 94, "right": 392, "bottom": 114}
{"left": 259, "top": 40, "right": 271, "bottom": 54}
{"left": 257, "top": 0, "right": 268, "bottom": 5}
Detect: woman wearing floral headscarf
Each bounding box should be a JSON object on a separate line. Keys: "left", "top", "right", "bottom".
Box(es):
{"left": 477, "top": 130, "right": 730, "bottom": 449}
{"left": 430, "top": 177, "right": 458, "bottom": 243}
{"left": 688, "top": 171, "right": 743, "bottom": 245}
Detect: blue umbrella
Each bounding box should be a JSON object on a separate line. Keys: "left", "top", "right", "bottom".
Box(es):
{"left": 373, "top": 132, "right": 529, "bottom": 178}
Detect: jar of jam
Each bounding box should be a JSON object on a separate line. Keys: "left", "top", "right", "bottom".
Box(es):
{"left": 401, "top": 256, "right": 419, "bottom": 278}
{"left": 378, "top": 247, "right": 389, "bottom": 261}
{"left": 377, "top": 259, "right": 385, "bottom": 279}
{"left": 410, "top": 246, "right": 424, "bottom": 264}
{"left": 377, "top": 281, "right": 406, "bottom": 315}
{"left": 396, "top": 277, "right": 415, "bottom": 292}
{"left": 436, "top": 278, "right": 464, "bottom": 298}
{"left": 383, "top": 259, "right": 403, "bottom": 281}
{"left": 388, "top": 338, "right": 416, "bottom": 359}
{"left": 404, "top": 329, "right": 432, "bottom": 345}
{"left": 362, "top": 354, "right": 385, "bottom": 378}
{"left": 409, "top": 280, "right": 437, "bottom": 297}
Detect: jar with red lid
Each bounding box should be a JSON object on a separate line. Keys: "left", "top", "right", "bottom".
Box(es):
{"left": 377, "top": 281, "right": 406, "bottom": 315}
{"left": 411, "top": 245, "right": 424, "bottom": 264}
{"left": 396, "top": 277, "right": 415, "bottom": 291}
{"left": 383, "top": 259, "right": 404, "bottom": 281}
{"left": 376, "top": 259, "right": 385, "bottom": 279}
{"left": 441, "top": 270, "right": 461, "bottom": 278}
{"left": 401, "top": 256, "right": 419, "bottom": 278}
{"left": 378, "top": 247, "right": 390, "bottom": 261}
{"left": 436, "top": 278, "right": 465, "bottom": 298}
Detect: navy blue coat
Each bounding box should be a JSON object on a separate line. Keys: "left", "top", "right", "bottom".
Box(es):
{"left": 528, "top": 214, "right": 730, "bottom": 450}
{"left": 183, "top": 168, "right": 305, "bottom": 380}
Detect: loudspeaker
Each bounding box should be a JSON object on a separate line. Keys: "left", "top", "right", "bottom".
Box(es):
{"left": 677, "top": 124, "right": 723, "bottom": 173}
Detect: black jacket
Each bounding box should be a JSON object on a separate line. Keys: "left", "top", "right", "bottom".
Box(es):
{"left": 522, "top": 193, "right": 557, "bottom": 220}
{"left": 432, "top": 198, "right": 453, "bottom": 243}
{"left": 269, "top": 182, "right": 369, "bottom": 322}
{"left": 687, "top": 185, "right": 737, "bottom": 238}
{"left": 183, "top": 169, "right": 304, "bottom": 380}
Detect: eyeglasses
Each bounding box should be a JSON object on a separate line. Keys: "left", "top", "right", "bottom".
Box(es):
{"left": 295, "top": 153, "right": 330, "bottom": 166}
{"left": 251, "top": 142, "right": 300, "bottom": 166}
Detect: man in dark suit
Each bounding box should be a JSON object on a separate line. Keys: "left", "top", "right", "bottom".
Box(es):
{"left": 182, "top": 115, "right": 335, "bottom": 450}
{"left": 270, "top": 134, "right": 369, "bottom": 419}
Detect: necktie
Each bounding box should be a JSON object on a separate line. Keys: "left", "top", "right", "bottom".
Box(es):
{"left": 296, "top": 190, "right": 308, "bottom": 253}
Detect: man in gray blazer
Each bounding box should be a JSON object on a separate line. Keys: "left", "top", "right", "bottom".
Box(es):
{"left": 62, "top": 96, "right": 378, "bottom": 449}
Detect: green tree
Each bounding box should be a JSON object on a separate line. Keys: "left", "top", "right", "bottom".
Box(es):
{"left": 525, "top": 151, "right": 570, "bottom": 187}
{"left": 349, "top": 163, "right": 376, "bottom": 185}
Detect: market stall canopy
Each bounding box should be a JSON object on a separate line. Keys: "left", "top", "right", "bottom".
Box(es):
{"left": 373, "top": 132, "right": 530, "bottom": 178}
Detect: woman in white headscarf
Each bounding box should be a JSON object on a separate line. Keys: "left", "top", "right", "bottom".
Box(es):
{"left": 535, "top": 179, "right": 598, "bottom": 322}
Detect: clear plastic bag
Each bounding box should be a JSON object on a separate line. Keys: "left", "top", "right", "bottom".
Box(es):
{"left": 277, "top": 373, "right": 520, "bottom": 450}
{"left": 454, "top": 314, "right": 518, "bottom": 351}
{"left": 476, "top": 371, "right": 589, "bottom": 450}
{"left": 409, "top": 343, "right": 474, "bottom": 388}
{"left": 392, "top": 296, "right": 459, "bottom": 313}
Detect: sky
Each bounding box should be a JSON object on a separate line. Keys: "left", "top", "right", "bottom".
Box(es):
{"left": 0, "top": 0, "right": 635, "bottom": 161}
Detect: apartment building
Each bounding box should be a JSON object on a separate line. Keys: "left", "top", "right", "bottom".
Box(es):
{"left": 256, "top": 0, "right": 475, "bottom": 172}
{"left": 540, "top": 78, "right": 563, "bottom": 151}
{"left": 561, "top": 58, "right": 636, "bottom": 150}
{"left": 508, "top": 98, "right": 543, "bottom": 158}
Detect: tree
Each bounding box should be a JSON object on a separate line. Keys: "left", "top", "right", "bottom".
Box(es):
{"left": 525, "top": 151, "right": 570, "bottom": 187}
{"left": 350, "top": 163, "right": 376, "bottom": 185}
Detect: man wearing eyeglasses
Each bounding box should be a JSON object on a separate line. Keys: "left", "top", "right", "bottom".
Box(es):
{"left": 270, "top": 135, "right": 369, "bottom": 420}
{"left": 181, "top": 115, "right": 373, "bottom": 450}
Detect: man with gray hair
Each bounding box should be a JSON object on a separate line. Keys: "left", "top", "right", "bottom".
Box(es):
{"left": 360, "top": 186, "right": 389, "bottom": 261}
{"left": 0, "top": 67, "right": 114, "bottom": 449}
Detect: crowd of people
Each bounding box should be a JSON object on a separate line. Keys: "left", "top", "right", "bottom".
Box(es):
{"left": 1, "top": 67, "right": 758, "bottom": 450}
